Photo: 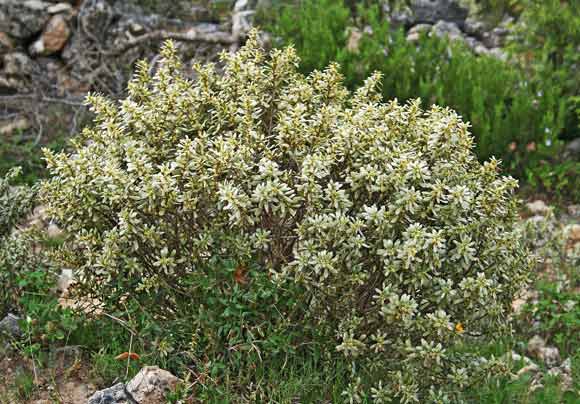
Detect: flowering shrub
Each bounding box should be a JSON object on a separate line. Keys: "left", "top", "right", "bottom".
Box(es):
{"left": 42, "top": 31, "right": 532, "bottom": 399}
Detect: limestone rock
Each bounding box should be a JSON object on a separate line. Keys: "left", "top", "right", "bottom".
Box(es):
{"left": 47, "top": 222, "right": 63, "bottom": 238}
{"left": 57, "top": 268, "right": 74, "bottom": 294}
{"left": 128, "top": 22, "right": 146, "bottom": 36}
{"left": 410, "top": 0, "right": 469, "bottom": 26}
{"left": 526, "top": 200, "right": 550, "bottom": 216}
{"left": 487, "top": 47, "right": 507, "bottom": 61}
{"left": 47, "top": 2, "right": 72, "bottom": 14}
{"left": 504, "top": 350, "right": 535, "bottom": 366}
{"left": 0, "top": 117, "right": 31, "bottom": 135}
{"left": 527, "top": 335, "right": 561, "bottom": 368}
{"left": 390, "top": 7, "right": 415, "bottom": 28}
{"left": 0, "top": 313, "right": 22, "bottom": 338}
{"left": 517, "top": 363, "right": 540, "bottom": 377}
{"left": 566, "top": 224, "right": 580, "bottom": 246}
{"left": 0, "top": 32, "right": 14, "bottom": 53}
{"left": 406, "top": 23, "right": 432, "bottom": 42}
{"left": 29, "top": 14, "right": 70, "bottom": 55}
{"left": 567, "top": 204, "right": 580, "bottom": 217}
{"left": 2, "top": 52, "right": 34, "bottom": 75}
{"left": 0, "top": 0, "right": 51, "bottom": 39}
{"left": 57, "top": 380, "right": 97, "bottom": 403}
{"left": 431, "top": 20, "right": 464, "bottom": 42}
{"left": 481, "top": 31, "right": 503, "bottom": 49}
{"left": 126, "top": 366, "right": 181, "bottom": 404}
{"left": 512, "top": 289, "right": 538, "bottom": 315}
{"left": 0, "top": 76, "right": 24, "bottom": 93}
{"left": 87, "top": 367, "right": 181, "bottom": 404}
{"left": 527, "top": 335, "right": 546, "bottom": 356}
{"left": 539, "top": 346, "right": 561, "bottom": 368}
{"left": 22, "top": 0, "right": 48, "bottom": 10}
{"left": 565, "top": 137, "right": 580, "bottom": 157}
{"left": 464, "top": 17, "right": 488, "bottom": 37}
{"left": 346, "top": 27, "right": 362, "bottom": 53}
{"left": 547, "top": 358, "right": 573, "bottom": 391}
{"left": 56, "top": 68, "right": 90, "bottom": 96}
{"left": 87, "top": 383, "right": 130, "bottom": 404}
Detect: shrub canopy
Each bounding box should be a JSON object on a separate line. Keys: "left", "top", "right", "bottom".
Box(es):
{"left": 43, "top": 31, "right": 532, "bottom": 400}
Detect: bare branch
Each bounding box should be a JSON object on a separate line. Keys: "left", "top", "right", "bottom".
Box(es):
{"left": 0, "top": 94, "right": 85, "bottom": 107}
{"left": 104, "top": 28, "right": 238, "bottom": 57}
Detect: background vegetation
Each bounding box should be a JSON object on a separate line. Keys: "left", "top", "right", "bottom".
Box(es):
{"left": 266, "top": 0, "right": 579, "bottom": 202}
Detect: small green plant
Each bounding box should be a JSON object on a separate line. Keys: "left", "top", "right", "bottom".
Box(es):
{"left": 522, "top": 283, "right": 579, "bottom": 354}
{"left": 11, "top": 370, "right": 36, "bottom": 401}
{"left": 525, "top": 158, "right": 580, "bottom": 204}
{"left": 16, "top": 270, "right": 81, "bottom": 348}
{"left": 465, "top": 363, "right": 578, "bottom": 403}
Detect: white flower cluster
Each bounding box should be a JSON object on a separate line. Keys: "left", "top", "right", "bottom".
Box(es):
{"left": 42, "top": 30, "right": 532, "bottom": 399}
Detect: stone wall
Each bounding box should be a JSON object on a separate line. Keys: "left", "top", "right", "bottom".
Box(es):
{"left": 387, "top": 0, "right": 510, "bottom": 59}
{"left": 0, "top": 0, "right": 257, "bottom": 136}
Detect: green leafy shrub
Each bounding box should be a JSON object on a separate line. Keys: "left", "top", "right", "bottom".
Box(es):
{"left": 0, "top": 168, "right": 41, "bottom": 316}
{"left": 0, "top": 233, "right": 46, "bottom": 318}
{"left": 42, "top": 32, "right": 532, "bottom": 400}
{"left": 523, "top": 146, "right": 580, "bottom": 203}
{"left": 269, "top": 1, "right": 566, "bottom": 173}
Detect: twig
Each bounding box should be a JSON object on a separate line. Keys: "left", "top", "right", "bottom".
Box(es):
{"left": 126, "top": 332, "right": 133, "bottom": 379}
{"left": 102, "top": 311, "right": 138, "bottom": 336}
{"left": 0, "top": 94, "right": 85, "bottom": 106}
{"left": 104, "top": 28, "right": 237, "bottom": 57}
{"left": 32, "top": 105, "right": 43, "bottom": 146}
